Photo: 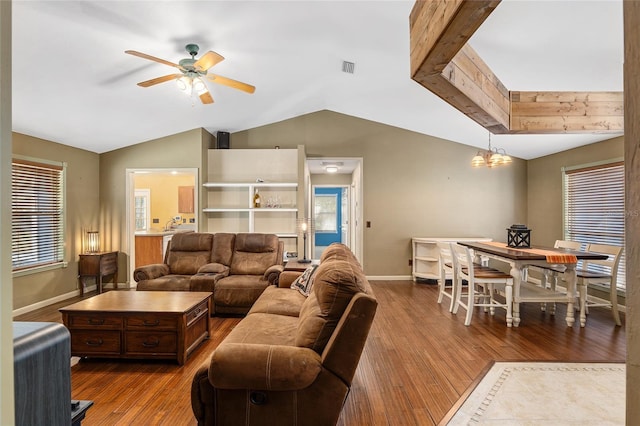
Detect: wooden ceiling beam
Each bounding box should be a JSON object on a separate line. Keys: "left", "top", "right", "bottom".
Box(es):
{"left": 409, "top": 0, "right": 624, "bottom": 135}
{"left": 510, "top": 91, "right": 624, "bottom": 133}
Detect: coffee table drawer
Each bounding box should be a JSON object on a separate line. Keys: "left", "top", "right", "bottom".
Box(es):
{"left": 67, "top": 314, "right": 123, "bottom": 329}
{"left": 126, "top": 315, "right": 177, "bottom": 330}
{"left": 71, "top": 330, "right": 121, "bottom": 354}
{"left": 186, "top": 301, "right": 209, "bottom": 325}
{"left": 125, "top": 332, "right": 177, "bottom": 354}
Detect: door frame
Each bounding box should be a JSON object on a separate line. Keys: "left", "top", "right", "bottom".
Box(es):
{"left": 125, "top": 167, "right": 199, "bottom": 285}
{"left": 305, "top": 157, "right": 363, "bottom": 265}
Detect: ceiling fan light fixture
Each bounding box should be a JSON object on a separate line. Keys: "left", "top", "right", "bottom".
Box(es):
{"left": 176, "top": 75, "right": 191, "bottom": 92}
{"left": 193, "top": 77, "right": 206, "bottom": 93}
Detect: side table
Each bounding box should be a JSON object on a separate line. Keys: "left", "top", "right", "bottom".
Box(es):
{"left": 284, "top": 258, "right": 319, "bottom": 272}
{"left": 78, "top": 251, "right": 118, "bottom": 295}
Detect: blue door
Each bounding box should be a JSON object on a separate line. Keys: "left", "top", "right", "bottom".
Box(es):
{"left": 314, "top": 187, "right": 342, "bottom": 254}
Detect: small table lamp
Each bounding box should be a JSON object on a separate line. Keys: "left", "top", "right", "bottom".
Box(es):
{"left": 85, "top": 231, "right": 100, "bottom": 253}
{"left": 299, "top": 221, "right": 311, "bottom": 263}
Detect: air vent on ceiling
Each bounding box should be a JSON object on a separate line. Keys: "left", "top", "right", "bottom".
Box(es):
{"left": 342, "top": 61, "right": 355, "bottom": 74}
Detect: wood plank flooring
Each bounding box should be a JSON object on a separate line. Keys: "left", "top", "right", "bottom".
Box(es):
{"left": 15, "top": 280, "right": 626, "bottom": 425}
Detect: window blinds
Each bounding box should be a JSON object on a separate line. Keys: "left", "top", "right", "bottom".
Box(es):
{"left": 12, "top": 159, "right": 65, "bottom": 271}
{"left": 564, "top": 161, "right": 625, "bottom": 290}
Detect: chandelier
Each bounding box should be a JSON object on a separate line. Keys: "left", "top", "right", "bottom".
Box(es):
{"left": 471, "top": 133, "right": 512, "bottom": 168}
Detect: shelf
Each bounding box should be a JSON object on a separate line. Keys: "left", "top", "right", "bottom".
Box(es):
{"left": 203, "top": 182, "right": 298, "bottom": 188}
{"left": 415, "top": 256, "right": 438, "bottom": 262}
{"left": 203, "top": 207, "right": 297, "bottom": 213}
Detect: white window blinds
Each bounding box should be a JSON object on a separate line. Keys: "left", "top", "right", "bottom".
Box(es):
{"left": 563, "top": 161, "right": 625, "bottom": 290}
{"left": 12, "top": 158, "right": 66, "bottom": 272}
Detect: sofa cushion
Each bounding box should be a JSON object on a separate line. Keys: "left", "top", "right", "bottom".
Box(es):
{"left": 290, "top": 265, "right": 318, "bottom": 296}
{"left": 211, "top": 233, "right": 236, "bottom": 266}
{"left": 230, "top": 233, "right": 280, "bottom": 275}
{"left": 136, "top": 275, "right": 192, "bottom": 291}
{"left": 248, "top": 286, "right": 306, "bottom": 317}
{"left": 166, "top": 233, "right": 214, "bottom": 275}
{"left": 295, "top": 252, "right": 367, "bottom": 353}
{"left": 214, "top": 275, "right": 270, "bottom": 308}
{"left": 222, "top": 312, "right": 298, "bottom": 346}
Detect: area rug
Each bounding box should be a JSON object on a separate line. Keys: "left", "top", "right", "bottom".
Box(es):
{"left": 444, "top": 362, "right": 625, "bottom": 425}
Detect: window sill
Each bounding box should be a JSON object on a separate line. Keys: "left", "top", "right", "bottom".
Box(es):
{"left": 13, "top": 261, "right": 68, "bottom": 278}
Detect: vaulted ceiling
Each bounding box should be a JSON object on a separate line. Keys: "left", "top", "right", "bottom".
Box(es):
{"left": 12, "top": 1, "right": 623, "bottom": 159}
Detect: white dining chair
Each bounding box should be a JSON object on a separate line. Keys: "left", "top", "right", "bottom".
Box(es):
{"left": 436, "top": 241, "right": 456, "bottom": 312}
{"left": 526, "top": 240, "right": 583, "bottom": 314}
{"left": 577, "top": 243, "right": 623, "bottom": 326}
{"left": 450, "top": 243, "right": 513, "bottom": 326}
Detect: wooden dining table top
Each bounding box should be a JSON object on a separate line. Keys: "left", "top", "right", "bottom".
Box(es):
{"left": 457, "top": 241, "right": 608, "bottom": 261}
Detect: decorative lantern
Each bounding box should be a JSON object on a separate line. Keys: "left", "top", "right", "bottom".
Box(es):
{"left": 507, "top": 224, "right": 531, "bottom": 248}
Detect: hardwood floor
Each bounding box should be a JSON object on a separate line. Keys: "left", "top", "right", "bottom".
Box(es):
{"left": 15, "top": 281, "right": 626, "bottom": 425}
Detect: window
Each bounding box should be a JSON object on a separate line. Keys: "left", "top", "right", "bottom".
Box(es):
{"left": 563, "top": 160, "right": 625, "bottom": 290}
{"left": 12, "top": 157, "right": 66, "bottom": 273}
{"left": 314, "top": 194, "right": 338, "bottom": 232}
{"left": 134, "top": 189, "right": 151, "bottom": 231}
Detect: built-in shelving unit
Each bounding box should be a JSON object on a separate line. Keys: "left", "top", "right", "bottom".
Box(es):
{"left": 203, "top": 182, "right": 298, "bottom": 237}
{"left": 203, "top": 148, "right": 302, "bottom": 252}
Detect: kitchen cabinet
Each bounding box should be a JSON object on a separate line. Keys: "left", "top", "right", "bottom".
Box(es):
{"left": 135, "top": 233, "right": 175, "bottom": 267}
{"left": 178, "top": 185, "right": 194, "bottom": 213}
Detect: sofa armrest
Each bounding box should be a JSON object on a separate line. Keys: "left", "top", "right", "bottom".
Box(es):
{"left": 197, "top": 263, "right": 230, "bottom": 276}
{"left": 278, "top": 271, "right": 302, "bottom": 288}
{"left": 208, "top": 343, "right": 322, "bottom": 391}
{"left": 264, "top": 264, "right": 284, "bottom": 286}
{"left": 133, "top": 264, "right": 169, "bottom": 282}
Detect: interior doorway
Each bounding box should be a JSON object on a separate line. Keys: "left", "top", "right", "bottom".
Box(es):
{"left": 125, "top": 168, "right": 198, "bottom": 284}
{"left": 312, "top": 186, "right": 350, "bottom": 258}
{"left": 305, "top": 157, "right": 363, "bottom": 264}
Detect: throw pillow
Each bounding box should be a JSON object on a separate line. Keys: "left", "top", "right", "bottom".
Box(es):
{"left": 290, "top": 265, "right": 318, "bottom": 296}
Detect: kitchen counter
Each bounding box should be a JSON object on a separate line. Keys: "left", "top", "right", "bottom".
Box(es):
{"left": 134, "top": 229, "right": 194, "bottom": 237}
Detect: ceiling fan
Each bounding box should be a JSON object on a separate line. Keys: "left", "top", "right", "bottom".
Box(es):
{"left": 125, "top": 44, "right": 255, "bottom": 104}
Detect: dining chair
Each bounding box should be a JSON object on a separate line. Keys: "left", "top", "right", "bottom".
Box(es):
{"left": 576, "top": 243, "right": 623, "bottom": 326}
{"left": 436, "top": 242, "right": 456, "bottom": 312}
{"left": 526, "top": 240, "right": 583, "bottom": 314}
{"left": 450, "top": 243, "right": 513, "bottom": 326}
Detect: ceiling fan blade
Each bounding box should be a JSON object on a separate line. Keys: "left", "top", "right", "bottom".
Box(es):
{"left": 199, "top": 90, "right": 214, "bottom": 104}
{"left": 194, "top": 51, "right": 225, "bottom": 72}
{"left": 137, "top": 74, "right": 182, "bottom": 87}
{"left": 207, "top": 74, "right": 256, "bottom": 94}
{"left": 125, "top": 50, "right": 181, "bottom": 69}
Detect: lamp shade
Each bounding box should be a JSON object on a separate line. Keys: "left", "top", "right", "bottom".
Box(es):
{"left": 86, "top": 231, "right": 100, "bottom": 253}
{"left": 471, "top": 154, "right": 485, "bottom": 167}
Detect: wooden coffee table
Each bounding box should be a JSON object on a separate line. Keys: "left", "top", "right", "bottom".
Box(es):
{"left": 60, "top": 291, "right": 211, "bottom": 365}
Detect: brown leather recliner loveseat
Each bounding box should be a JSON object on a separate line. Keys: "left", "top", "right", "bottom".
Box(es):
{"left": 191, "top": 243, "right": 378, "bottom": 425}
{"left": 133, "top": 232, "right": 284, "bottom": 314}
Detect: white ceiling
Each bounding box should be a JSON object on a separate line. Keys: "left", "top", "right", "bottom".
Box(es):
{"left": 12, "top": 0, "right": 623, "bottom": 160}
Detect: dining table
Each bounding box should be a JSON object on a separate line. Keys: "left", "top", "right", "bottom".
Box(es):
{"left": 457, "top": 241, "right": 608, "bottom": 327}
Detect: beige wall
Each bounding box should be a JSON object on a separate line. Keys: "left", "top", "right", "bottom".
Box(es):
{"left": 99, "top": 128, "right": 210, "bottom": 282}
{"left": 12, "top": 133, "right": 100, "bottom": 309}
{"left": 232, "top": 110, "right": 528, "bottom": 275}
{"left": 527, "top": 136, "right": 624, "bottom": 247}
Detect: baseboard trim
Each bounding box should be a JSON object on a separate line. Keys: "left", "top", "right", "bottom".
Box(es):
{"left": 12, "top": 282, "right": 126, "bottom": 317}
{"left": 366, "top": 275, "right": 412, "bottom": 281}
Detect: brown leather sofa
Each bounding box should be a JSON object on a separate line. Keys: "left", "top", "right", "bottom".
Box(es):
{"left": 191, "top": 243, "right": 378, "bottom": 426}
{"left": 133, "top": 232, "right": 284, "bottom": 314}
